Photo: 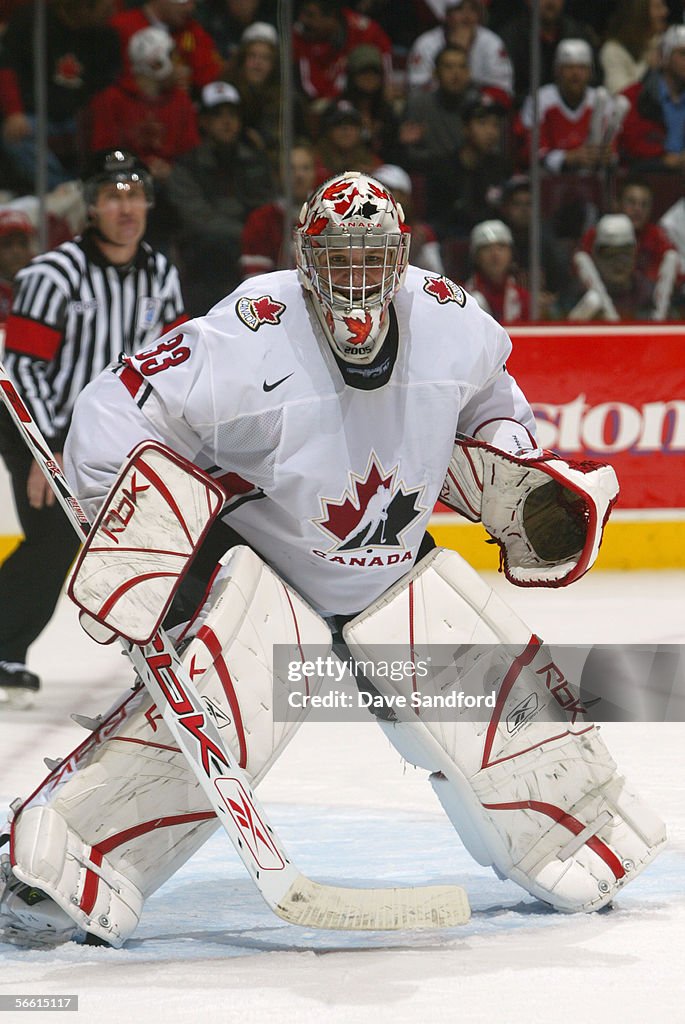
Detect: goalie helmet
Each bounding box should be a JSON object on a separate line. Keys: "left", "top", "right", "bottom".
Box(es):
{"left": 294, "top": 171, "right": 411, "bottom": 364}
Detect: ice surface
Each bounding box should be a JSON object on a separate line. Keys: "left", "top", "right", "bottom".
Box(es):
{"left": 1, "top": 571, "right": 683, "bottom": 1024}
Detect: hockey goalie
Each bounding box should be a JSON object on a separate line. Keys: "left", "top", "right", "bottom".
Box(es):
{"left": 0, "top": 172, "right": 665, "bottom": 947}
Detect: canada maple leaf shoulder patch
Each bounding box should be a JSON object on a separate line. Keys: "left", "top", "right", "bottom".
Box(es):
{"left": 236, "top": 294, "right": 286, "bottom": 331}
{"left": 423, "top": 275, "right": 466, "bottom": 307}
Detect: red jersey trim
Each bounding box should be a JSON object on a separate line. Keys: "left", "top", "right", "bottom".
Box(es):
{"left": 163, "top": 314, "right": 189, "bottom": 334}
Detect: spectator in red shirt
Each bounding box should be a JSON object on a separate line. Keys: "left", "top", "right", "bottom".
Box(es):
{"left": 110, "top": 0, "right": 223, "bottom": 97}
{"left": 514, "top": 38, "right": 620, "bottom": 173}
{"left": 293, "top": 0, "right": 392, "bottom": 102}
{"left": 85, "top": 27, "right": 197, "bottom": 183}
{"left": 465, "top": 218, "right": 531, "bottom": 324}
{"left": 240, "top": 142, "right": 317, "bottom": 278}
{"left": 87, "top": 27, "right": 200, "bottom": 182}
{"left": 578, "top": 178, "right": 677, "bottom": 284}
{"left": 569, "top": 213, "right": 663, "bottom": 320}
{"left": 619, "top": 24, "right": 685, "bottom": 172}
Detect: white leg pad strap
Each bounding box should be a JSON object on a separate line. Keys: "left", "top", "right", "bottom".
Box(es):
{"left": 8, "top": 546, "right": 331, "bottom": 945}
{"left": 344, "top": 548, "right": 666, "bottom": 912}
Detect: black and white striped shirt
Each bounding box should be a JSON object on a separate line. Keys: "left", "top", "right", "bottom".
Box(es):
{"left": 4, "top": 231, "right": 186, "bottom": 447}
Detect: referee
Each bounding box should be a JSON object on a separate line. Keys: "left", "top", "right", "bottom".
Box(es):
{"left": 0, "top": 149, "right": 186, "bottom": 701}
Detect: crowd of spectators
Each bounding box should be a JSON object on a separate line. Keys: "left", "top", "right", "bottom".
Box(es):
{"left": 2, "top": 0, "right": 685, "bottom": 322}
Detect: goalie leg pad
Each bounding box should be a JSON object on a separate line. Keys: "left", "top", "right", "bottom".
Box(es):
{"left": 343, "top": 547, "right": 666, "bottom": 912}
{"left": 6, "top": 546, "right": 331, "bottom": 946}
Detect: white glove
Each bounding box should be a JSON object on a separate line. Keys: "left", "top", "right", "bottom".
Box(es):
{"left": 440, "top": 434, "right": 619, "bottom": 586}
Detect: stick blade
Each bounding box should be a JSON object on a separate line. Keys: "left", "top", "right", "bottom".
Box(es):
{"left": 274, "top": 876, "right": 471, "bottom": 930}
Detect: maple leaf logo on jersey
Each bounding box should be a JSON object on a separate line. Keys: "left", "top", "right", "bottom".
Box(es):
{"left": 54, "top": 53, "right": 84, "bottom": 89}
{"left": 314, "top": 454, "right": 426, "bottom": 553}
{"left": 423, "top": 276, "right": 466, "bottom": 306}
{"left": 236, "top": 295, "right": 286, "bottom": 331}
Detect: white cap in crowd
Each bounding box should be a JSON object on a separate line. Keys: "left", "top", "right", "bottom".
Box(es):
{"left": 470, "top": 219, "right": 513, "bottom": 255}
{"left": 241, "top": 21, "right": 278, "bottom": 46}
{"left": 200, "top": 81, "right": 242, "bottom": 111}
{"left": 554, "top": 38, "right": 593, "bottom": 68}
{"left": 374, "top": 165, "right": 412, "bottom": 196}
{"left": 594, "top": 214, "right": 636, "bottom": 249}
{"left": 661, "top": 25, "right": 685, "bottom": 62}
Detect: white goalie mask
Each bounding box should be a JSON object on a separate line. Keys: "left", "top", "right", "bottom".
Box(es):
{"left": 295, "top": 171, "right": 411, "bottom": 364}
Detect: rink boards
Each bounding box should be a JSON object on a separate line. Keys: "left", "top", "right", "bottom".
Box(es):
{"left": 2, "top": 323, "right": 684, "bottom": 568}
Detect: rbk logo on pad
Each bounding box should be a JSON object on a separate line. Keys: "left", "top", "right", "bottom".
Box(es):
{"left": 236, "top": 294, "right": 286, "bottom": 331}
{"left": 313, "top": 453, "right": 426, "bottom": 560}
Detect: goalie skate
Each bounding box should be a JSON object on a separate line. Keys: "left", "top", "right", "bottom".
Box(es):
{"left": 0, "top": 853, "right": 77, "bottom": 948}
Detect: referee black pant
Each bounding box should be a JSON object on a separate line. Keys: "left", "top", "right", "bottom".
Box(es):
{"left": 0, "top": 420, "right": 79, "bottom": 667}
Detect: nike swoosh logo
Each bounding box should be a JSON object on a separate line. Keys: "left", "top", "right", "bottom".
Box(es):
{"left": 263, "top": 373, "right": 293, "bottom": 392}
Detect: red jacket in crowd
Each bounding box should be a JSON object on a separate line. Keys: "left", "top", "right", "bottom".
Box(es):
{"left": 88, "top": 82, "right": 200, "bottom": 166}
{"left": 293, "top": 8, "right": 392, "bottom": 101}
{"left": 110, "top": 7, "right": 223, "bottom": 93}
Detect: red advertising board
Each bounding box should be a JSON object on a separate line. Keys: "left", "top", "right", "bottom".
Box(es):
{"left": 503, "top": 325, "right": 685, "bottom": 511}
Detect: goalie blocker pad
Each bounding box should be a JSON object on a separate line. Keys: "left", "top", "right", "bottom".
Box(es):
{"left": 343, "top": 547, "right": 666, "bottom": 913}
{"left": 440, "top": 433, "right": 619, "bottom": 587}
{"left": 7, "top": 547, "right": 331, "bottom": 946}
{"left": 68, "top": 441, "right": 226, "bottom": 645}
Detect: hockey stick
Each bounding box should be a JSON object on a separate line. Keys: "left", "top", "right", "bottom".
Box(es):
{"left": 0, "top": 363, "right": 470, "bottom": 930}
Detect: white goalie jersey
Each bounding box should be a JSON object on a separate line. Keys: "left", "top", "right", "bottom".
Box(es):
{"left": 65, "top": 266, "right": 536, "bottom": 618}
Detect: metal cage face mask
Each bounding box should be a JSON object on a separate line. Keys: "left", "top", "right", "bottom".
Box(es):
{"left": 295, "top": 172, "right": 410, "bottom": 364}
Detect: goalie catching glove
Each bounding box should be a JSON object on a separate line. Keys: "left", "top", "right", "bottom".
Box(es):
{"left": 440, "top": 433, "right": 619, "bottom": 587}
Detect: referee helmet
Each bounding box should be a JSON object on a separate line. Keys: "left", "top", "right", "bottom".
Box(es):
{"left": 82, "top": 150, "right": 154, "bottom": 209}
